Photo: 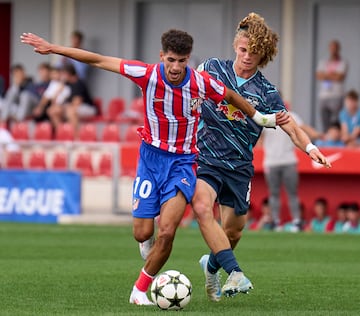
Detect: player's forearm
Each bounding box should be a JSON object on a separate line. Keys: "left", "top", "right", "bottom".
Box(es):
{"left": 327, "top": 72, "right": 346, "bottom": 82}
{"left": 226, "top": 90, "right": 256, "bottom": 116}
{"left": 52, "top": 45, "right": 121, "bottom": 73}
{"left": 292, "top": 127, "right": 314, "bottom": 153}
{"left": 51, "top": 45, "right": 102, "bottom": 66}
{"left": 225, "top": 90, "right": 276, "bottom": 127}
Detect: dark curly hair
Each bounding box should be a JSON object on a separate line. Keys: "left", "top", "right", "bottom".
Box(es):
{"left": 234, "top": 12, "right": 279, "bottom": 68}
{"left": 161, "top": 29, "right": 193, "bottom": 55}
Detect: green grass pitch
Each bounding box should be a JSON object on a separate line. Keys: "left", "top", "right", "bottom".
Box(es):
{"left": 0, "top": 222, "right": 359, "bottom": 315}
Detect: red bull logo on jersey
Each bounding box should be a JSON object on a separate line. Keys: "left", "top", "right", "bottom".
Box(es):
{"left": 216, "top": 103, "right": 246, "bottom": 122}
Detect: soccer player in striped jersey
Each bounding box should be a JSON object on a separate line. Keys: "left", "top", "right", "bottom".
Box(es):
{"left": 21, "top": 29, "right": 289, "bottom": 306}
{"left": 193, "top": 13, "right": 331, "bottom": 301}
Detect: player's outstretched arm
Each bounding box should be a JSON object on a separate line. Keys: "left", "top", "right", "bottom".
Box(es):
{"left": 281, "top": 115, "right": 331, "bottom": 168}
{"left": 20, "top": 33, "right": 121, "bottom": 73}
{"left": 224, "top": 89, "right": 290, "bottom": 127}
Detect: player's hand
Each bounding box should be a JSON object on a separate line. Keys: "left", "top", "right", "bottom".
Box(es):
{"left": 309, "top": 149, "right": 331, "bottom": 168}
{"left": 20, "top": 33, "right": 52, "bottom": 55}
{"left": 275, "top": 111, "right": 290, "bottom": 125}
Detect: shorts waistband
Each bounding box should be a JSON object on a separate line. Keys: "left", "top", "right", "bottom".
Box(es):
{"left": 141, "top": 141, "right": 196, "bottom": 158}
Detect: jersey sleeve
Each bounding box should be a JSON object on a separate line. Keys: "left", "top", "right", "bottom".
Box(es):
{"left": 119, "top": 59, "right": 150, "bottom": 89}
{"left": 265, "top": 90, "right": 287, "bottom": 114}
{"left": 199, "top": 70, "right": 227, "bottom": 105}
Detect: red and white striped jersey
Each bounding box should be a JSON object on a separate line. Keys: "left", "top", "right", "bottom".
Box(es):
{"left": 119, "top": 59, "right": 226, "bottom": 154}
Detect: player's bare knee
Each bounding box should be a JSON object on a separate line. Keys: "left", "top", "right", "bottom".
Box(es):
{"left": 133, "top": 228, "right": 154, "bottom": 242}
{"left": 192, "top": 200, "right": 213, "bottom": 222}
{"left": 224, "top": 227, "right": 243, "bottom": 243}
{"left": 156, "top": 228, "right": 176, "bottom": 248}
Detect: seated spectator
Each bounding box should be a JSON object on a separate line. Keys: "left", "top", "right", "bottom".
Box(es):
{"left": 47, "top": 64, "right": 97, "bottom": 132}
{"left": 315, "top": 121, "right": 345, "bottom": 147}
{"left": 249, "top": 198, "right": 274, "bottom": 231}
{"left": 326, "top": 202, "right": 348, "bottom": 233}
{"left": 33, "top": 62, "right": 51, "bottom": 98}
{"left": 56, "top": 30, "right": 89, "bottom": 82}
{"left": 0, "top": 126, "right": 20, "bottom": 167}
{"left": 308, "top": 197, "right": 330, "bottom": 233}
{"left": 33, "top": 66, "right": 71, "bottom": 122}
{"left": 339, "top": 89, "right": 360, "bottom": 147}
{"left": 343, "top": 202, "right": 360, "bottom": 234}
{"left": 283, "top": 202, "right": 307, "bottom": 232}
{"left": 0, "top": 64, "right": 39, "bottom": 124}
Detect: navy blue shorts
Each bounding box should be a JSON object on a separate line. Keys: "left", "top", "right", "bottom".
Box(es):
{"left": 196, "top": 161, "right": 252, "bottom": 215}
{"left": 132, "top": 142, "right": 197, "bottom": 219}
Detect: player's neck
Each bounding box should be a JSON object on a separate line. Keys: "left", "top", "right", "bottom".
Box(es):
{"left": 234, "top": 67, "right": 257, "bottom": 80}
{"left": 233, "top": 63, "right": 257, "bottom": 79}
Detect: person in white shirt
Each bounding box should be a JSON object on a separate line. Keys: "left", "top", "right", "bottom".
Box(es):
{"left": 32, "top": 66, "right": 70, "bottom": 122}
{"left": 0, "top": 127, "right": 20, "bottom": 167}
{"left": 316, "top": 40, "right": 347, "bottom": 132}
{"left": 262, "top": 111, "right": 321, "bottom": 231}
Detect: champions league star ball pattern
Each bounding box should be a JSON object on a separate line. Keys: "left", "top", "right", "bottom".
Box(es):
{"left": 151, "top": 270, "right": 192, "bottom": 310}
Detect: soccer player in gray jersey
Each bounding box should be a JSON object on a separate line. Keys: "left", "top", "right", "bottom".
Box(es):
{"left": 192, "top": 12, "right": 330, "bottom": 301}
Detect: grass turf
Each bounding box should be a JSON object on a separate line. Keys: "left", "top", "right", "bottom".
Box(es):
{"left": 0, "top": 223, "right": 359, "bottom": 315}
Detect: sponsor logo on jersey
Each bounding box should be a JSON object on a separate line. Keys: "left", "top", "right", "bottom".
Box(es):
{"left": 217, "top": 103, "right": 246, "bottom": 122}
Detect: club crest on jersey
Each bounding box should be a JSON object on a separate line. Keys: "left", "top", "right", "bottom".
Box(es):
{"left": 190, "top": 97, "right": 204, "bottom": 110}
{"left": 216, "top": 103, "right": 246, "bottom": 122}
{"left": 245, "top": 95, "right": 260, "bottom": 107}
{"left": 132, "top": 198, "right": 139, "bottom": 210}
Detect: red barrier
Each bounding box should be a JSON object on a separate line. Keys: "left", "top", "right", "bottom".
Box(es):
{"left": 120, "top": 143, "right": 360, "bottom": 223}
{"left": 251, "top": 147, "right": 360, "bottom": 222}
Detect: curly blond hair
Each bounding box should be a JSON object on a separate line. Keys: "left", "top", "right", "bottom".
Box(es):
{"left": 233, "top": 12, "right": 279, "bottom": 68}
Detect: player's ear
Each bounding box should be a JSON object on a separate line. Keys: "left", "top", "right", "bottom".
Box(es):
{"left": 159, "top": 50, "right": 164, "bottom": 61}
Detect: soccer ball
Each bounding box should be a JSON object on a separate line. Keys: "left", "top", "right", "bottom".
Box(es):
{"left": 151, "top": 270, "right": 192, "bottom": 310}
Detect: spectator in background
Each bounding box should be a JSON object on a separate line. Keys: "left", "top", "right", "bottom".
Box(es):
{"left": 47, "top": 64, "right": 97, "bottom": 132}
{"left": 0, "top": 64, "right": 39, "bottom": 124}
{"left": 0, "top": 126, "right": 20, "bottom": 167}
{"left": 343, "top": 202, "right": 360, "bottom": 234}
{"left": 308, "top": 197, "right": 330, "bottom": 233}
{"left": 316, "top": 40, "right": 347, "bottom": 132}
{"left": 34, "top": 62, "right": 51, "bottom": 98}
{"left": 262, "top": 109, "right": 321, "bottom": 232}
{"left": 56, "top": 31, "right": 89, "bottom": 81}
{"left": 328, "top": 202, "right": 349, "bottom": 233}
{"left": 283, "top": 202, "right": 307, "bottom": 232}
{"left": 33, "top": 66, "right": 71, "bottom": 122}
{"left": 315, "top": 121, "right": 345, "bottom": 147}
{"left": 248, "top": 198, "right": 274, "bottom": 231}
{"left": 339, "top": 89, "right": 360, "bottom": 147}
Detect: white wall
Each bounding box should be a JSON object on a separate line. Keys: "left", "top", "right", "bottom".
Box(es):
{"left": 76, "top": 0, "right": 136, "bottom": 109}
{"left": 5, "top": 0, "right": 52, "bottom": 80}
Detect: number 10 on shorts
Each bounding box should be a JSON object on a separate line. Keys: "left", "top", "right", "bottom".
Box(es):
{"left": 134, "top": 177, "right": 152, "bottom": 199}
